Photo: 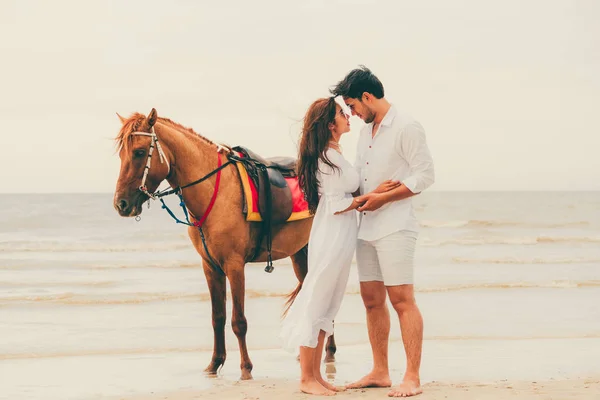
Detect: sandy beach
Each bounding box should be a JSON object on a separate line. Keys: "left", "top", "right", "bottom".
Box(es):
{"left": 124, "top": 377, "right": 600, "bottom": 400}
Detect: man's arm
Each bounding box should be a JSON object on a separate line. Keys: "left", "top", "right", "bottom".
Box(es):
{"left": 379, "top": 183, "right": 417, "bottom": 202}
{"left": 356, "top": 122, "right": 434, "bottom": 212}
{"left": 396, "top": 121, "right": 435, "bottom": 195}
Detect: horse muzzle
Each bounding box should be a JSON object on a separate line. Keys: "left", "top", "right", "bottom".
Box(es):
{"left": 114, "top": 194, "right": 144, "bottom": 217}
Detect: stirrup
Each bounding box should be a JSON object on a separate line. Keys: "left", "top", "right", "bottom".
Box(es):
{"left": 264, "top": 254, "right": 274, "bottom": 273}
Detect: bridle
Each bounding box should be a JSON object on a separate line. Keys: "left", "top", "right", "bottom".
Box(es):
{"left": 131, "top": 127, "right": 170, "bottom": 200}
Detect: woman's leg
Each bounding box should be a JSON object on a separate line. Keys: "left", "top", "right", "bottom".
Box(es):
{"left": 299, "top": 340, "right": 335, "bottom": 396}
{"left": 313, "top": 330, "right": 343, "bottom": 392}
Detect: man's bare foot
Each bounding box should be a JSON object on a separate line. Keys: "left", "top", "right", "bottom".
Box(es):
{"left": 300, "top": 379, "right": 336, "bottom": 396}
{"left": 345, "top": 371, "right": 392, "bottom": 389}
{"left": 316, "top": 376, "right": 345, "bottom": 392}
{"left": 388, "top": 378, "right": 422, "bottom": 397}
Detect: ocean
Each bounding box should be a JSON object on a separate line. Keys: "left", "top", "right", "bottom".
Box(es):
{"left": 1, "top": 191, "right": 599, "bottom": 399}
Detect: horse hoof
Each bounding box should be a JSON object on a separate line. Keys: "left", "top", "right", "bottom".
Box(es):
{"left": 204, "top": 361, "right": 224, "bottom": 376}
{"left": 240, "top": 370, "right": 253, "bottom": 380}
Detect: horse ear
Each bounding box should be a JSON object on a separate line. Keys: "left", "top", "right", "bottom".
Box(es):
{"left": 116, "top": 113, "right": 126, "bottom": 124}
{"left": 147, "top": 108, "right": 158, "bottom": 128}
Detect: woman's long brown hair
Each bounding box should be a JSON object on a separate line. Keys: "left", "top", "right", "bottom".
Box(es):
{"left": 297, "top": 97, "right": 340, "bottom": 214}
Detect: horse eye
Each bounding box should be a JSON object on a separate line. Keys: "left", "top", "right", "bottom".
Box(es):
{"left": 133, "top": 150, "right": 146, "bottom": 158}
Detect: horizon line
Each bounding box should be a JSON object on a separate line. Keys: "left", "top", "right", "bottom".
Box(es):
{"left": 0, "top": 190, "right": 599, "bottom": 195}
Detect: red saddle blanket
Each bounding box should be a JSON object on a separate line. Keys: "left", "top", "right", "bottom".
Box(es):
{"left": 234, "top": 158, "right": 311, "bottom": 222}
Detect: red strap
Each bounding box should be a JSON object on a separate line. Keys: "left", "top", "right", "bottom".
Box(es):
{"left": 193, "top": 152, "right": 222, "bottom": 228}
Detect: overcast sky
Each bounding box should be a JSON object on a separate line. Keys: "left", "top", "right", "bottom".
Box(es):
{"left": 1, "top": 0, "right": 598, "bottom": 193}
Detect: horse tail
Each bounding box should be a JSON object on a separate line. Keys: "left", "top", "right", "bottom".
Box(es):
{"left": 282, "top": 244, "right": 308, "bottom": 318}
{"left": 282, "top": 282, "right": 302, "bottom": 318}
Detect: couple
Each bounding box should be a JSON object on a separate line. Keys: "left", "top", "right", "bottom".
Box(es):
{"left": 280, "top": 66, "right": 435, "bottom": 397}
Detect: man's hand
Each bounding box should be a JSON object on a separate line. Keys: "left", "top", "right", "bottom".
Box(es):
{"left": 373, "top": 180, "right": 401, "bottom": 193}
{"left": 356, "top": 193, "right": 387, "bottom": 212}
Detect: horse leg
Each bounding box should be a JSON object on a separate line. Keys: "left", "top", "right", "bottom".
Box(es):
{"left": 289, "top": 245, "right": 337, "bottom": 363}
{"left": 226, "top": 259, "right": 253, "bottom": 380}
{"left": 324, "top": 323, "right": 337, "bottom": 363}
{"left": 203, "top": 259, "right": 227, "bottom": 375}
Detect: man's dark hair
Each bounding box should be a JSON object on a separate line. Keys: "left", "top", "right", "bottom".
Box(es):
{"left": 330, "top": 65, "right": 384, "bottom": 99}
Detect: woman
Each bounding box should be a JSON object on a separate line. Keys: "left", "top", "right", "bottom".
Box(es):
{"left": 280, "top": 97, "right": 398, "bottom": 396}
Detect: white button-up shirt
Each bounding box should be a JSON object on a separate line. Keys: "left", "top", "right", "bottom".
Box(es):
{"left": 354, "top": 105, "right": 435, "bottom": 241}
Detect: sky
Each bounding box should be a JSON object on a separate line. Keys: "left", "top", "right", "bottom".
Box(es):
{"left": 1, "top": 0, "right": 599, "bottom": 193}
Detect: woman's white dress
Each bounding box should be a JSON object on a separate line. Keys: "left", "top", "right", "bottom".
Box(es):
{"left": 280, "top": 148, "right": 359, "bottom": 351}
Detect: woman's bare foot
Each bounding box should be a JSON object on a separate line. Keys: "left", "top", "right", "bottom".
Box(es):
{"left": 300, "top": 379, "right": 336, "bottom": 396}
{"left": 387, "top": 378, "right": 422, "bottom": 397}
{"left": 316, "top": 376, "right": 345, "bottom": 392}
{"left": 346, "top": 371, "right": 392, "bottom": 389}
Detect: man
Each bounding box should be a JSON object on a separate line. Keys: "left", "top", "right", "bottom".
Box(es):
{"left": 330, "top": 66, "right": 435, "bottom": 397}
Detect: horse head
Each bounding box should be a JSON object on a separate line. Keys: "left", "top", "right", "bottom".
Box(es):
{"left": 113, "top": 108, "right": 171, "bottom": 217}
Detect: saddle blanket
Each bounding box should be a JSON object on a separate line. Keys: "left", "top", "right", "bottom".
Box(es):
{"left": 234, "top": 158, "right": 311, "bottom": 223}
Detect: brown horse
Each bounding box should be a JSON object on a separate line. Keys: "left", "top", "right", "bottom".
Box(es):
{"left": 112, "top": 108, "right": 337, "bottom": 380}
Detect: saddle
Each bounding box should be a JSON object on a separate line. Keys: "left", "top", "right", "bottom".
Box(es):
{"left": 230, "top": 146, "right": 298, "bottom": 273}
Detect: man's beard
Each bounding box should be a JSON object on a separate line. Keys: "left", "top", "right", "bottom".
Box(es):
{"left": 364, "top": 110, "right": 376, "bottom": 124}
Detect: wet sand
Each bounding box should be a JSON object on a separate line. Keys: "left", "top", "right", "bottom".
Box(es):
{"left": 125, "top": 377, "right": 600, "bottom": 400}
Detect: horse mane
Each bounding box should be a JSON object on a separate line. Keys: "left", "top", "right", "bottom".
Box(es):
{"left": 115, "top": 112, "right": 216, "bottom": 151}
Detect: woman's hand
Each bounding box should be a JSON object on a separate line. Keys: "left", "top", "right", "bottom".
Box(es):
{"left": 334, "top": 198, "right": 363, "bottom": 215}
{"left": 373, "top": 180, "right": 401, "bottom": 193}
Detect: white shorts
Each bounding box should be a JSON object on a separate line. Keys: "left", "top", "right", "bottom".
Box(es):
{"left": 356, "top": 230, "right": 418, "bottom": 286}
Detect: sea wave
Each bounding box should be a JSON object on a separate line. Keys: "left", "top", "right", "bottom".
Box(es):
{"left": 424, "top": 235, "right": 600, "bottom": 246}
{"left": 420, "top": 220, "right": 590, "bottom": 229}
{"left": 3, "top": 281, "right": 598, "bottom": 306}
{"left": 2, "top": 234, "right": 598, "bottom": 254}
{"left": 0, "top": 261, "right": 204, "bottom": 271}
{"left": 5, "top": 332, "right": 600, "bottom": 360}
{"left": 0, "top": 292, "right": 209, "bottom": 305}
{"left": 453, "top": 257, "right": 600, "bottom": 264}
{"left": 0, "top": 280, "right": 116, "bottom": 288}
{"left": 0, "top": 260, "right": 292, "bottom": 271}
{"left": 0, "top": 241, "right": 191, "bottom": 253}
{"left": 0, "top": 346, "right": 213, "bottom": 361}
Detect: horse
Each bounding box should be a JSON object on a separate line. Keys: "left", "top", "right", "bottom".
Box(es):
{"left": 112, "top": 108, "right": 337, "bottom": 380}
